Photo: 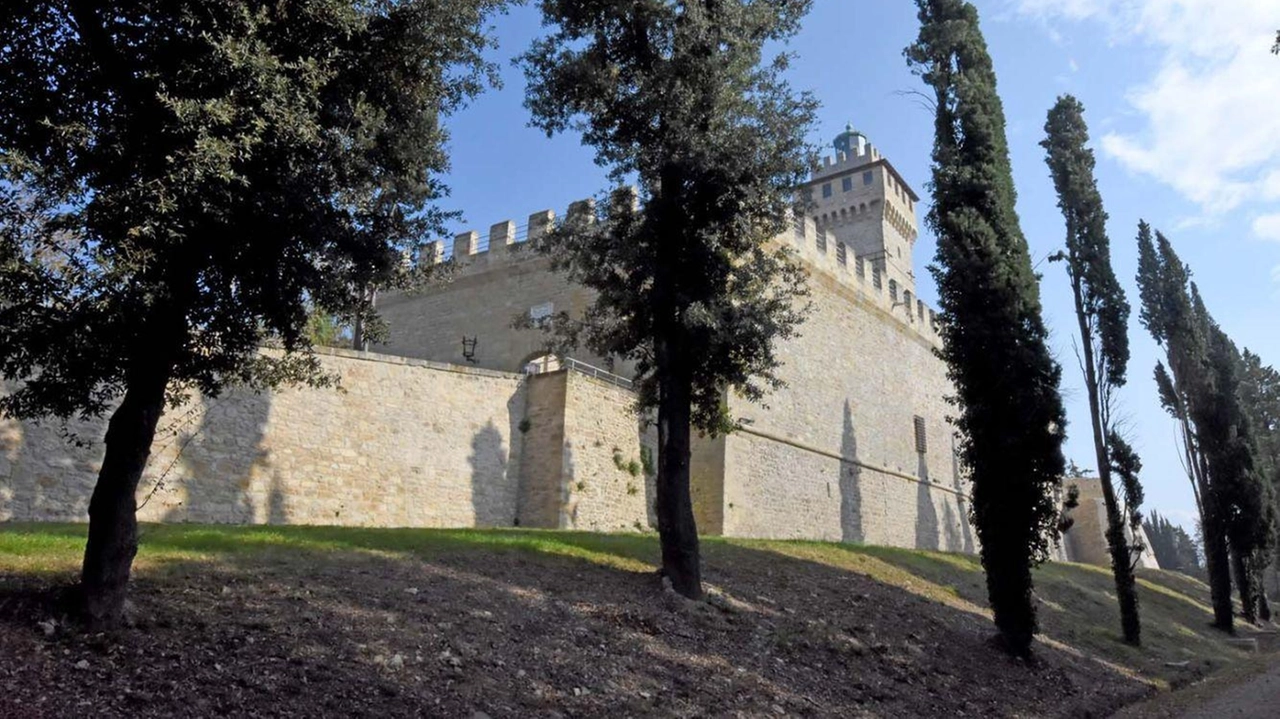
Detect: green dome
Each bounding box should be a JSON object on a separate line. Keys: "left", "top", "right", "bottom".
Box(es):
{"left": 833, "top": 122, "right": 867, "bottom": 156}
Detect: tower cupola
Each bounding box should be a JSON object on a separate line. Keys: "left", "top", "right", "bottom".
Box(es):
{"left": 833, "top": 122, "right": 868, "bottom": 158}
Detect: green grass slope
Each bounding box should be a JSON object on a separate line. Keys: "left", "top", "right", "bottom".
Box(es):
{"left": 0, "top": 524, "right": 1269, "bottom": 717}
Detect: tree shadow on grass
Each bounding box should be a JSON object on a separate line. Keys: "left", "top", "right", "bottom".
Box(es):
{"left": 827, "top": 542, "right": 1260, "bottom": 685}
{"left": 0, "top": 527, "right": 1163, "bottom": 718}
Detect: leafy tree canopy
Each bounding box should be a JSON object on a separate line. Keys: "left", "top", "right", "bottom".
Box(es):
{"left": 0, "top": 0, "right": 503, "bottom": 421}
{"left": 521, "top": 0, "right": 816, "bottom": 433}
{"left": 0, "top": 0, "right": 505, "bottom": 627}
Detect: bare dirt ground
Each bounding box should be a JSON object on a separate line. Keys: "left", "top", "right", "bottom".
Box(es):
{"left": 1113, "top": 655, "right": 1280, "bottom": 719}
{"left": 1173, "top": 658, "right": 1280, "bottom": 719}
{"left": 0, "top": 536, "right": 1161, "bottom": 718}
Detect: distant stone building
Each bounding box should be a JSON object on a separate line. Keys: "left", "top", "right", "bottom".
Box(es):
{"left": 1061, "top": 477, "right": 1160, "bottom": 569}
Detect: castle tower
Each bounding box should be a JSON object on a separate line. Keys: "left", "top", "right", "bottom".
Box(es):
{"left": 803, "top": 123, "right": 920, "bottom": 300}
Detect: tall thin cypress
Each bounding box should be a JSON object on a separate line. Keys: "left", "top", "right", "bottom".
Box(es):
{"left": 1196, "top": 310, "right": 1276, "bottom": 624}
{"left": 1136, "top": 227, "right": 1233, "bottom": 630}
{"left": 907, "top": 0, "right": 1068, "bottom": 657}
{"left": 1041, "top": 95, "right": 1142, "bottom": 645}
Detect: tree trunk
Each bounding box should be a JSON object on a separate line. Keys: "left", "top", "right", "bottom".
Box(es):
{"left": 1201, "top": 489, "right": 1235, "bottom": 631}
{"left": 1068, "top": 272, "right": 1141, "bottom": 645}
{"left": 1232, "top": 548, "right": 1258, "bottom": 624}
{"left": 352, "top": 285, "right": 376, "bottom": 351}
{"left": 1259, "top": 579, "right": 1272, "bottom": 622}
{"left": 81, "top": 358, "right": 173, "bottom": 628}
{"left": 653, "top": 333, "right": 702, "bottom": 600}
{"left": 1177, "top": 409, "right": 1233, "bottom": 632}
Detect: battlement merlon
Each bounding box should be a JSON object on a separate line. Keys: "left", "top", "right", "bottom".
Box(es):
{"left": 409, "top": 196, "right": 941, "bottom": 349}
{"left": 807, "top": 145, "right": 920, "bottom": 204}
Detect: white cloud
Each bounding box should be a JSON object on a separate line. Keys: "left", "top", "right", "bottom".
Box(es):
{"left": 1255, "top": 214, "right": 1280, "bottom": 243}
{"left": 1011, "top": 0, "right": 1280, "bottom": 231}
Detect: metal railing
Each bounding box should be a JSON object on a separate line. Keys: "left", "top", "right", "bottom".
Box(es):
{"left": 524, "top": 354, "right": 633, "bottom": 389}
{"left": 563, "top": 357, "right": 634, "bottom": 389}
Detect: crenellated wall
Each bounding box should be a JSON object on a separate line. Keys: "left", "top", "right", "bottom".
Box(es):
{"left": 709, "top": 260, "right": 972, "bottom": 551}
{"left": 378, "top": 194, "right": 943, "bottom": 372}
{"left": 3, "top": 154, "right": 986, "bottom": 556}
{"left": 363, "top": 191, "right": 972, "bottom": 553}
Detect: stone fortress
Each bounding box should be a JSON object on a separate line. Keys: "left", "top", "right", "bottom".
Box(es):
{"left": 0, "top": 125, "right": 1133, "bottom": 567}
{"left": 374, "top": 124, "right": 974, "bottom": 551}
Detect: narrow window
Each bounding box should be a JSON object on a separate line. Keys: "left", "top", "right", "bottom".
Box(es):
{"left": 914, "top": 416, "right": 927, "bottom": 454}
{"left": 822, "top": 183, "right": 832, "bottom": 198}
{"left": 862, "top": 170, "right": 873, "bottom": 186}
{"left": 836, "top": 243, "right": 847, "bottom": 265}
{"left": 842, "top": 176, "right": 853, "bottom": 192}
{"left": 889, "top": 279, "right": 898, "bottom": 302}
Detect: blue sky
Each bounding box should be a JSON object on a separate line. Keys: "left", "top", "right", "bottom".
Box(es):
{"left": 434, "top": 1, "right": 1280, "bottom": 535}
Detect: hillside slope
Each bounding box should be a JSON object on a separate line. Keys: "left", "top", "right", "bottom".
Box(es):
{"left": 0, "top": 524, "right": 1270, "bottom": 717}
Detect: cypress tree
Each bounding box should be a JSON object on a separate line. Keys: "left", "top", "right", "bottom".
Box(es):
{"left": 1144, "top": 511, "right": 1206, "bottom": 578}
{"left": 1144, "top": 512, "right": 1176, "bottom": 570}
{"left": 1240, "top": 350, "right": 1280, "bottom": 620}
{"left": 1196, "top": 313, "right": 1277, "bottom": 624}
{"left": 1136, "top": 227, "right": 1239, "bottom": 630}
{"left": 521, "top": 0, "right": 817, "bottom": 598}
{"left": 906, "top": 0, "right": 1068, "bottom": 657}
{"left": 1041, "top": 95, "right": 1142, "bottom": 644}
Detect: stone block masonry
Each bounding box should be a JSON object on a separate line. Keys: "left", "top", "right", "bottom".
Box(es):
{"left": 2, "top": 349, "right": 530, "bottom": 527}
{"left": 0, "top": 348, "right": 655, "bottom": 535}
{"left": 711, "top": 264, "right": 975, "bottom": 552}
{"left": 1061, "top": 477, "right": 1159, "bottom": 569}
{"left": 515, "top": 369, "right": 657, "bottom": 532}
{"left": 0, "top": 341, "right": 977, "bottom": 556}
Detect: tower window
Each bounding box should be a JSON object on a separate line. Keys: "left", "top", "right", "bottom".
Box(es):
{"left": 842, "top": 176, "right": 853, "bottom": 192}
{"left": 836, "top": 243, "right": 847, "bottom": 266}
{"left": 822, "top": 183, "right": 832, "bottom": 198}
{"left": 863, "top": 171, "right": 873, "bottom": 186}
{"left": 914, "top": 416, "right": 927, "bottom": 454}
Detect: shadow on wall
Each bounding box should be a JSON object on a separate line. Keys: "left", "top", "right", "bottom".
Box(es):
{"left": 154, "top": 390, "right": 278, "bottom": 525}
{"left": 0, "top": 384, "right": 283, "bottom": 525}
{"left": 0, "top": 419, "right": 26, "bottom": 519}
{"left": 915, "top": 452, "right": 940, "bottom": 551}
{"left": 560, "top": 445, "right": 578, "bottom": 529}
{"left": 839, "top": 402, "right": 864, "bottom": 544}
{"left": 469, "top": 420, "right": 513, "bottom": 528}
{"left": 0, "top": 409, "right": 110, "bottom": 521}
{"left": 641, "top": 418, "right": 657, "bottom": 531}
{"left": 950, "top": 436, "right": 975, "bottom": 553}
